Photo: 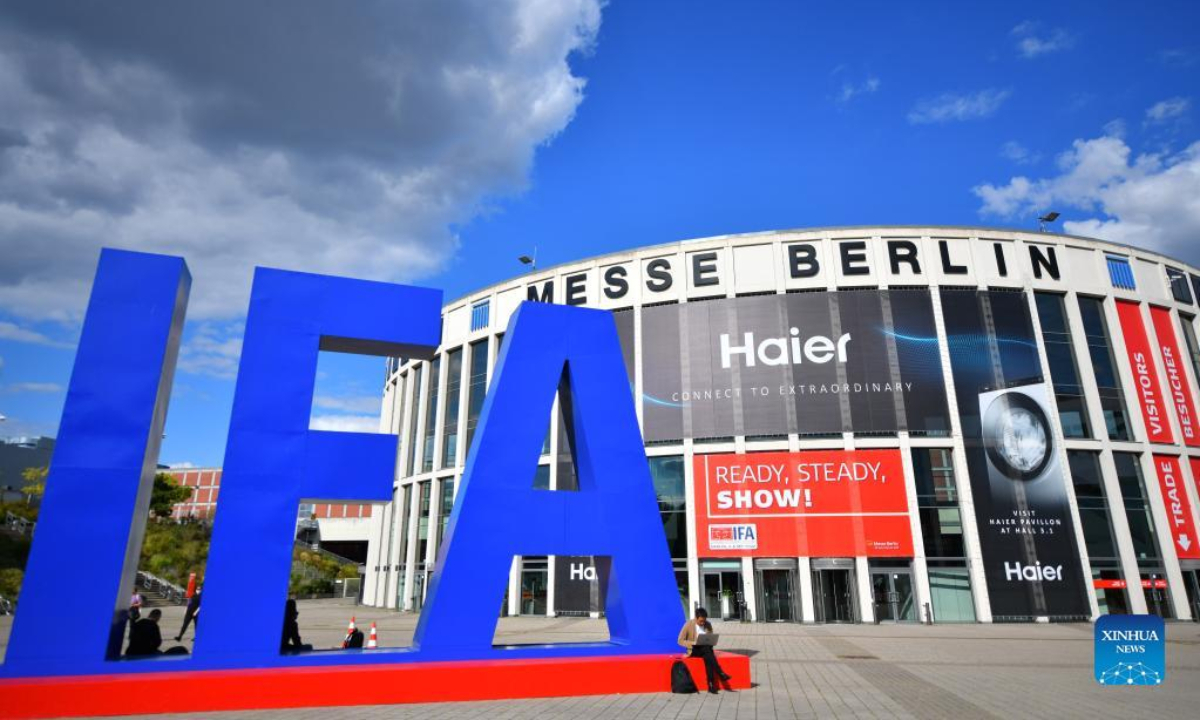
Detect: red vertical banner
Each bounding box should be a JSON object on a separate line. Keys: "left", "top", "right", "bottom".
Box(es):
{"left": 1149, "top": 306, "right": 1200, "bottom": 447}
{"left": 1154, "top": 455, "right": 1199, "bottom": 559}
{"left": 1115, "top": 300, "right": 1174, "bottom": 444}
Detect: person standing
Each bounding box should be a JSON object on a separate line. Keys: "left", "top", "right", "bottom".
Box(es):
{"left": 175, "top": 587, "right": 201, "bottom": 642}
{"left": 280, "top": 599, "right": 313, "bottom": 652}
{"left": 677, "top": 607, "right": 731, "bottom": 694}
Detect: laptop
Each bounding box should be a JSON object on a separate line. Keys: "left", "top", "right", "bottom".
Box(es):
{"left": 695, "top": 633, "right": 720, "bottom": 647}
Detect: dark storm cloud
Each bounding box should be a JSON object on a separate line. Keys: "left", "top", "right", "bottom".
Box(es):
{"left": 0, "top": 0, "right": 603, "bottom": 320}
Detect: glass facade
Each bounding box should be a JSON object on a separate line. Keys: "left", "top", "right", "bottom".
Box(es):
{"left": 440, "top": 349, "right": 462, "bottom": 469}
{"left": 404, "top": 367, "right": 421, "bottom": 477}
{"left": 1179, "top": 314, "right": 1200, "bottom": 390}
{"left": 415, "top": 481, "right": 432, "bottom": 566}
{"left": 435, "top": 478, "right": 455, "bottom": 561}
{"left": 464, "top": 339, "right": 488, "bottom": 455}
{"left": 1077, "top": 296, "right": 1133, "bottom": 441}
{"left": 911, "top": 448, "right": 975, "bottom": 621}
{"left": 421, "top": 358, "right": 441, "bottom": 473}
{"left": 1067, "top": 450, "right": 1129, "bottom": 614}
{"left": 395, "top": 484, "right": 412, "bottom": 608}
{"left": 1112, "top": 453, "right": 1162, "bottom": 563}
{"left": 1035, "top": 293, "right": 1091, "bottom": 438}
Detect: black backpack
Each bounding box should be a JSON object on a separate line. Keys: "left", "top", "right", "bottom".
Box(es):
{"left": 670, "top": 659, "right": 698, "bottom": 694}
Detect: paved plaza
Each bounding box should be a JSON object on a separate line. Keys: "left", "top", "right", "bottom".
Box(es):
{"left": 2, "top": 599, "right": 1198, "bottom": 718}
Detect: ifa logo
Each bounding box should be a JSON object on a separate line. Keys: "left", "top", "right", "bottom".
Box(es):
{"left": 710, "top": 524, "right": 758, "bottom": 550}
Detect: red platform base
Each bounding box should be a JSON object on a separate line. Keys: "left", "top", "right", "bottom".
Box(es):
{"left": 0, "top": 652, "right": 750, "bottom": 718}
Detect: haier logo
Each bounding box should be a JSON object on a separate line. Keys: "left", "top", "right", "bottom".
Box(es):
{"left": 1004, "top": 561, "right": 1063, "bottom": 582}
{"left": 569, "top": 563, "right": 598, "bottom": 581}
{"left": 709, "top": 524, "right": 758, "bottom": 550}
{"left": 719, "top": 329, "right": 851, "bottom": 369}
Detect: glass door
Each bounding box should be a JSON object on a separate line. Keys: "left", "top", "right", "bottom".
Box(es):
{"left": 758, "top": 568, "right": 797, "bottom": 622}
{"left": 813, "top": 569, "right": 857, "bottom": 623}
{"left": 702, "top": 569, "right": 743, "bottom": 620}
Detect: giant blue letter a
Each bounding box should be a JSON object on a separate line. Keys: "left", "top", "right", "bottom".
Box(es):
{"left": 414, "top": 302, "right": 685, "bottom": 658}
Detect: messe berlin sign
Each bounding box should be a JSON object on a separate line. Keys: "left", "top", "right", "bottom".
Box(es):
{"left": 0, "top": 249, "right": 718, "bottom": 716}
{"left": 693, "top": 449, "right": 913, "bottom": 557}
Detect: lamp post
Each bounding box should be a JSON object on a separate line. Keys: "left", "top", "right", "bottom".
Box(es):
{"left": 518, "top": 246, "right": 538, "bottom": 272}
{"left": 1037, "top": 211, "right": 1060, "bottom": 233}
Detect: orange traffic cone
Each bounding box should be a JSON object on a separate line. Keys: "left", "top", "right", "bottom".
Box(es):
{"left": 342, "top": 616, "right": 357, "bottom": 648}
{"left": 367, "top": 622, "right": 378, "bottom": 649}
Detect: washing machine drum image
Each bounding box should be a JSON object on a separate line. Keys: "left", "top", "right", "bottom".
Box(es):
{"left": 982, "top": 391, "right": 1053, "bottom": 482}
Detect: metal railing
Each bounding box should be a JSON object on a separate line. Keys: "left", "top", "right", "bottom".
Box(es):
{"left": 135, "top": 570, "right": 188, "bottom": 605}
{"left": 4, "top": 511, "right": 34, "bottom": 537}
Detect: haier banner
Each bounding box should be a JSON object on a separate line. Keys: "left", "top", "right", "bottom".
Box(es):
{"left": 1148, "top": 306, "right": 1200, "bottom": 448}
{"left": 941, "top": 288, "right": 1090, "bottom": 620}
{"left": 553, "top": 556, "right": 611, "bottom": 615}
{"left": 693, "top": 449, "right": 913, "bottom": 557}
{"left": 640, "top": 289, "right": 949, "bottom": 442}
{"left": 1115, "top": 300, "right": 1174, "bottom": 444}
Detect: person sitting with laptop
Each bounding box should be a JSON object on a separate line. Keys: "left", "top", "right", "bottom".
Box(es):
{"left": 677, "top": 607, "right": 732, "bottom": 694}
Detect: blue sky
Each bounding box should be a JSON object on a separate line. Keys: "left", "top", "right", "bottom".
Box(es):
{"left": 0, "top": 0, "right": 1197, "bottom": 469}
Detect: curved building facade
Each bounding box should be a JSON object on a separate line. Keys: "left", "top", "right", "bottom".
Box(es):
{"left": 362, "top": 227, "right": 1200, "bottom": 624}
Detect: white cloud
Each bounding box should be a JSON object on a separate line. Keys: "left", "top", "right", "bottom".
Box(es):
{"left": 1146, "top": 97, "right": 1191, "bottom": 124}
{"left": 167, "top": 461, "right": 197, "bottom": 469}
{"left": 1000, "top": 141, "right": 1041, "bottom": 165}
{"left": 908, "top": 89, "right": 1011, "bottom": 125}
{"left": 0, "top": 320, "right": 70, "bottom": 347}
{"left": 310, "top": 415, "right": 381, "bottom": 433}
{"left": 176, "top": 322, "right": 244, "bottom": 379}
{"left": 313, "top": 395, "right": 383, "bottom": 415}
{"left": 2, "top": 382, "right": 62, "bottom": 393}
{"left": 973, "top": 134, "right": 1200, "bottom": 264}
{"left": 837, "top": 76, "right": 880, "bottom": 104}
{"left": 1011, "top": 21, "right": 1075, "bottom": 59}
{"left": 0, "top": 2, "right": 604, "bottom": 323}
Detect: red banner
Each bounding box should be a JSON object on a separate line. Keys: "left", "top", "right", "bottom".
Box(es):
{"left": 693, "top": 449, "right": 913, "bottom": 557}
{"left": 1153, "top": 455, "right": 1199, "bottom": 559}
{"left": 1149, "top": 306, "right": 1200, "bottom": 447}
{"left": 1092, "top": 579, "right": 1127, "bottom": 589}
{"left": 1115, "top": 300, "right": 1174, "bottom": 444}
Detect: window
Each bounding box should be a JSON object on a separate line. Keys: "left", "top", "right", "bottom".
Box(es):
{"left": 421, "top": 358, "right": 441, "bottom": 473}
{"left": 415, "top": 480, "right": 432, "bottom": 565}
{"left": 649, "top": 455, "right": 690, "bottom": 605}
{"left": 532, "top": 464, "right": 550, "bottom": 490}
{"left": 464, "top": 339, "right": 489, "bottom": 456}
{"left": 1179, "top": 315, "right": 1200, "bottom": 390}
{"left": 1068, "top": 451, "right": 1121, "bottom": 561}
{"left": 470, "top": 299, "right": 490, "bottom": 332}
{"left": 1077, "top": 297, "right": 1132, "bottom": 441}
{"left": 1112, "top": 453, "right": 1162, "bottom": 562}
{"left": 440, "top": 349, "right": 463, "bottom": 469}
{"left": 404, "top": 368, "right": 422, "bottom": 477}
{"left": 1167, "top": 267, "right": 1194, "bottom": 304}
{"left": 911, "top": 449, "right": 974, "bottom": 621}
{"left": 1035, "top": 293, "right": 1091, "bottom": 438}
{"left": 396, "top": 484, "right": 412, "bottom": 569}
{"left": 435, "top": 478, "right": 455, "bottom": 558}
{"left": 1106, "top": 256, "right": 1136, "bottom": 290}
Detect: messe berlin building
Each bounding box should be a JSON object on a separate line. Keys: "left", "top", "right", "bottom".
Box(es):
{"left": 361, "top": 227, "right": 1200, "bottom": 624}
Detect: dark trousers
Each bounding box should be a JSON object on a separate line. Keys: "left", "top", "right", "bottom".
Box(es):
{"left": 692, "top": 645, "right": 726, "bottom": 689}
{"left": 178, "top": 610, "right": 198, "bottom": 637}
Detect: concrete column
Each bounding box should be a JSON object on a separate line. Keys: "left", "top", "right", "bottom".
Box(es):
{"left": 684, "top": 439, "right": 701, "bottom": 611}
{"left": 740, "top": 557, "right": 757, "bottom": 622}
{"left": 507, "top": 557, "right": 521, "bottom": 617}
{"left": 1138, "top": 452, "right": 1191, "bottom": 619}
{"left": 899, "top": 435, "right": 934, "bottom": 623}
{"left": 798, "top": 556, "right": 814, "bottom": 622}
{"left": 855, "top": 556, "right": 875, "bottom": 623}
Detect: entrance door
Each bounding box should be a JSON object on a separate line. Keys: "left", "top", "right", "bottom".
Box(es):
{"left": 871, "top": 571, "right": 916, "bottom": 622}
{"left": 1182, "top": 570, "right": 1200, "bottom": 620}
{"left": 758, "top": 569, "right": 797, "bottom": 622}
{"left": 813, "top": 569, "right": 857, "bottom": 623}
{"left": 702, "top": 570, "right": 743, "bottom": 620}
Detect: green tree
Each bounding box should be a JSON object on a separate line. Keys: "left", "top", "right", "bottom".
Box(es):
{"left": 20, "top": 466, "right": 48, "bottom": 501}
{"left": 150, "top": 472, "right": 193, "bottom": 518}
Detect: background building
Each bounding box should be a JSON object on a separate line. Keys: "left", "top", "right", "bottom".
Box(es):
{"left": 167, "top": 468, "right": 374, "bottom": 564}
{"left": 0, "top": 437, "right": 54, "bottom": 504}
{"left": 362, "top": 227, "right": 1200, "bottom": 624}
